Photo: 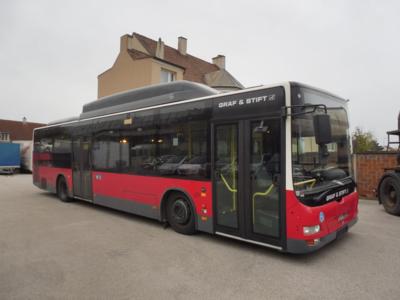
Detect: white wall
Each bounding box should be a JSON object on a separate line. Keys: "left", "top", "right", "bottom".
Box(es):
{"left": 14, "top": 140, "right": 33, "bottom": 171}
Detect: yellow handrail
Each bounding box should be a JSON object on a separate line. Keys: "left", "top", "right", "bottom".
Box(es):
{"left": 220, "top": 173, "right": 237, "bottom": 211}
{"left": 293, "top": 179, "right": 316, "bottom": 188}
{"left": 252, "top": 184, "right": 274, "bottom": 224}
{"left": 220, "top": 173, "right": 237, "bottom": 193}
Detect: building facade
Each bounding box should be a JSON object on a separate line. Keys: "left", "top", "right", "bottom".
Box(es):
{"left": 98, "top": 33, "right": 244, "bottom": 98}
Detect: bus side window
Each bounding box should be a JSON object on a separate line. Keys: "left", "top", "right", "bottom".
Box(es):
{"left": 128, "top": 131, "right": 157, "bottom": 175}
{"left": 92, "top": 133, "right": 121, "bottom": 172}
{"left": 155, "top": 120, "right": 209, "bottom": 178}
{"left": 36, "top": 137, "right": 54, "bottom": 167}
{"left": 53, "top": 136, "right": 72, "bottom": 168}
{"left": 119, "top": 137, "right": 129, "bottom": 171}
{"left": 40, "top": 138, "right": 54, "bottom": 153}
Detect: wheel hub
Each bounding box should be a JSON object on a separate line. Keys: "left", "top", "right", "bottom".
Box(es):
{"left": 172, "top": 199, "right": 190, "bottom": 224}
{"left": 386, "top": 186, "right": 396, "bottom": 207}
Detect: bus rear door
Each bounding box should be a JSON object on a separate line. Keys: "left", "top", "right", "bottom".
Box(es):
{"left": 72, "top": 136, "right": 93, "bottom": 200}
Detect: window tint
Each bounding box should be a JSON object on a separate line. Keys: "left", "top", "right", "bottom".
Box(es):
{"left": 250, "top": 119, "right": 280, "bottom": 237}
{"left": 113, "top": 103, "right": 211, "bottom": 179}
{"left": 115, "top": 121, "right": 209, "bottom": 178}
{"left": 39, "top": 138, "right": 54, "bottom": 152}
{"left": 128, "top": 130, "right": 157, "bottom": 174}
{"left": 33, "top": 130, "right": 72, "bottom": 168}
{"left": 215, "top": 124, "right": 238, "bottom": 228}
{"left": 53, "top": 137, "right": 72, "bottom": 168}
{"left": 120, "top": 138, "right": 129, "bottom": 172}
{"left": 89, "top": 101, "right": 211, "bottom": 179}
{"left": 92, "top": 132, "right": 124, "bottom": 171}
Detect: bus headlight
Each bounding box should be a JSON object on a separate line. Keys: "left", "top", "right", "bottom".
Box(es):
{"left": 303, "top": 225, "right": 320, "bottom": 235}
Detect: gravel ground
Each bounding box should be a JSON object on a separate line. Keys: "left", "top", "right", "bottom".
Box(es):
{"left": 1, "top": 174, "right": 400, "bottom": 299}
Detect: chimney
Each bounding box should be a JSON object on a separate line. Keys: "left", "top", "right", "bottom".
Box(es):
{"left": 155, "top": 38, "right": 164, "bottom": 59}
{"left": 22, "top": 117, "right": 27, "bottom": 125}
{"left": 212, "top": 55, "right": 225, "bottom": 69}
{"left": 120, "top": 34, "right": 136, "bottom": 52}
{"left": 398, "top": 111, "right": 400, "bottom": 131}
{"left": 178, "top": 36, "right": 187, "bottom": 55}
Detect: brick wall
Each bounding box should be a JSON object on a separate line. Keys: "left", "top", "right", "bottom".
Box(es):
{"left": 353, "top": 153, "right": 398, "bottom": 199}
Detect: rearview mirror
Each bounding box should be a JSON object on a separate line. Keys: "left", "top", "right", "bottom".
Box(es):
{"left": 313, "top": 114, "right": 332, "bottom": 145}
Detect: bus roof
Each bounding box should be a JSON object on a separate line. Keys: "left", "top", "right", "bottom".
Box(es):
{"left": 290, "top": 81, "right": 348, "bottom": 103}
{"left": 80, "top": 81, "right": 219, "bottom": 119}
{"left": 38, "top": 81, "right": 348, "bottom": 130}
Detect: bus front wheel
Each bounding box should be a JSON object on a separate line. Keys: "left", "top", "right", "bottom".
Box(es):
{"left": 379, "top": 176, "right": 400, "bottom": 215}
{"left": 57, "top": 176, "right": 72, "bottom": 202}
{"left": 167, "top": 193, "right": 196, "bottom": 235}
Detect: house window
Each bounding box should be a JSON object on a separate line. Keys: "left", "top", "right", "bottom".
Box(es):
{"left": 160, "top": 69, "right": 176, "bottom": 83}
{"left": 0, "top": 132, "right": 10, "bottom": 142}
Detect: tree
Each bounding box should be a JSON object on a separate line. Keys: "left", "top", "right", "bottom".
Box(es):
{"left": 352, "top": 127, "right": 383, "bottom": 153}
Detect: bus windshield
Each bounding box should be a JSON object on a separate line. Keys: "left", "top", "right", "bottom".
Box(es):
{"left": 291, "top": 106, "right": 352, "bottom": 201}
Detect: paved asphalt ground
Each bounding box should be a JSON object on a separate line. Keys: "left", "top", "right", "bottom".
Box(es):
{"left": 1, "top": 174, "right": 400, "bottom": 299}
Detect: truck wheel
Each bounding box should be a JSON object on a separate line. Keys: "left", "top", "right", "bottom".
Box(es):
{"left": 166, "top": 193, "right": 196, "bottom": 235}
{"left": 379, "top": 176, "right": 400, "bottom": 215}
{"left": 57, "top": 177, "right": 71, "bottom": 202}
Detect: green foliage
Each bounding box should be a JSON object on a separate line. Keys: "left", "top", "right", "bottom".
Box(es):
{"left": 352, "top": 127, "right": 383, "bottom": 153}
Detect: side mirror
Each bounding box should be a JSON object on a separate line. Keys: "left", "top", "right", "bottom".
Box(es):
{"left": 313, "top": 114, "right": 332, "bottom": 145}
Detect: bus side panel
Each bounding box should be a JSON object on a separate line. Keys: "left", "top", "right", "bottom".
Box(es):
{"left": 92, "top": 172, "right": 213, "bottom": 232}
{"left": 286, "top": 190, "right": 358, "bottom": 240}
{"left": 33, "top": 165, "right": 73, "bottom": 195}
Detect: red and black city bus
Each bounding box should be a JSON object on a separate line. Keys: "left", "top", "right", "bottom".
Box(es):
{"left": 33, "top": 81, "right": 358, "bottom": 253}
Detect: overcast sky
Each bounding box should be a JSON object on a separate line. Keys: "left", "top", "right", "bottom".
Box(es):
{"left": 1, "top": 0, "right": 399, "bottom": 144}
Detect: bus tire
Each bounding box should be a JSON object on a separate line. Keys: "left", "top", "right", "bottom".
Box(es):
{"left": 166, "top": 193, "right": 196, "bottom": 235}
{"left": 379, "top": 176, "right": 400, "bottom": 215}
{"left": 57, "top": 176, "right": 71, "bottom": 202}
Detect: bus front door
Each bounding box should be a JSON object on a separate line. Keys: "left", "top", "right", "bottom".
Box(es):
{"left": 213, "top": 119, "right": 282, "bottom": 248}
{"left": 72, "top": 137, "right": 93, "bottom": 200}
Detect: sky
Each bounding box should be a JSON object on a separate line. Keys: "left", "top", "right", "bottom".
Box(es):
{"left": 0, "top": 0, "right": 399, "bottom": 145}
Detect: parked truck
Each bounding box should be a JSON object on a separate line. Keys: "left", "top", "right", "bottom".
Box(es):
{"left": 0, "top": 142, "right": 21, "bottom": 174}
{"left": 377, "top": 112, "right": 400, "bottom": 215}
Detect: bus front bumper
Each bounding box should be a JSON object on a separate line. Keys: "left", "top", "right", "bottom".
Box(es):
{"left": 286, "top": 217, "right": 358, "bottom": 254}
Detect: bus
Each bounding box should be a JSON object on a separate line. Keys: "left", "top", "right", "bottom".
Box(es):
{"left": 33, "top": 81, "right": 358, "bottom": 253}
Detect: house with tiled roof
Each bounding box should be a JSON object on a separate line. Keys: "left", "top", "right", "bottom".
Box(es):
{"left": 97, "top": 33, "right": 244, "bottom": 98}
{"left": 0, "top": 118, "right": 45, "bottom": 142}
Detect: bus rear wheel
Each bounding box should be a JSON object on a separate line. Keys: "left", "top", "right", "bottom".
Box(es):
{"left": 379, "top": 176, "right": 400, "bottom": 215}
{"left": 57, "top": 177, "right": 71, "bottom": 202}
{"left": 166, "top": 193, "right": 196, "bottom": 235}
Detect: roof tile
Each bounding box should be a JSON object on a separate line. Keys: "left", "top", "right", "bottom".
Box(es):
{"left": 133, "top": 33, "right": 219, "bottom": 84}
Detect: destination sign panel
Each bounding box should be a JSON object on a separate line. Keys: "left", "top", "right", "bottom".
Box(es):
{"left": 212, "top": 87, "right": 285, "bottom": 118}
